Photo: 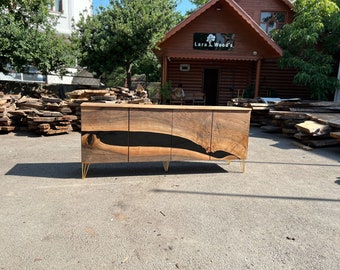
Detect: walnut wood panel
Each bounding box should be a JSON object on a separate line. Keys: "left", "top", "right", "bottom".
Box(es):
{"left": 81, "top": 133, "right": 129, "bottom": 163}
{"left": 171, "top": 109, "right": 212, "bottom": 161}
{"left": 81, "top": 106, "right": 129, "bottom": 163}
{"left": 81, "top": 103, "right": 251, "bottom": 178}
{"left": 129, "top": 108, "right": 173, "bottom": 134}
{"left": 129, "top": 108, "right": 172, "bottom": 162}
{"left": 211, "top": 111, "right": 250, "bottom": 160}
{"left": 81, "top": 107, "right": 128, "bottom": 132}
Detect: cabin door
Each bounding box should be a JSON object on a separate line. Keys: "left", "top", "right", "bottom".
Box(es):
{"left": 204, "top": 69, "right": 219, "bottom": 105}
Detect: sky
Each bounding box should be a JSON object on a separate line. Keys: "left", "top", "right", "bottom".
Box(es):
{"left": 92, "top": 0, "right": 195, "bottom": 15}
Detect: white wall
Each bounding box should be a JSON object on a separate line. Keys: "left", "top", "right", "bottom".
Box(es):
{"left": 54, "top": 0, "right": 92, "bottom": 36}
{"left": 0, "top": 1, "right": 94, "bottom": 85}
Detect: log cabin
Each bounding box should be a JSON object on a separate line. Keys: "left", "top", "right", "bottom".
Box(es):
{"left": 153, "top": 0, "right": 309, "bottom": 105}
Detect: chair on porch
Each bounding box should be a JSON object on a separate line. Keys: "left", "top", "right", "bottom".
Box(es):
{"left": 192, "top": 92, "right": 206, "bottom": 105}
{"left": 170, "top": 85, "right": 185, "bottom": 105}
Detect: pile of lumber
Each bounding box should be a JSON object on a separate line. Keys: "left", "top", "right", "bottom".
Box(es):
{"left": 232, "top": 98, "right": 340, "bottom": 147}
{"left": 66, "top": 86, "right": 151, "bottom": 130}
{"left": 0, "top": 93, "right": 18, "bottom": 133}
{"left": 231, "top": 97, "right": 280, "bottom": 125}
{"left": 66, "top": 85, "right": 149, "bottom": 103}
{"left": 0, "top": 84, "right": 152, "bottom": 135}
{"left": 268, "top": 101, "right": 340, "bottom": 147}
{"left": 0, "top": 93, "right": 78, "bottom": 135}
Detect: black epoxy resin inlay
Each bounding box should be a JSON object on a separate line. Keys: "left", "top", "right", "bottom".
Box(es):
{"left": 83, "top": 131, "right": 232, "bottom": 158}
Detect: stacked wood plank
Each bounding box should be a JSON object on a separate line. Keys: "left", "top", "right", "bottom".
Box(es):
{"left": 8, "top": 95, "right": 78, "bottom": 135}
{"left": 0, "top": 84, "right": 152, "bottom": 135}
{"left": 66, "top": 86, "right": 149, "bottom": 103}
{"left": 269, "top": 110, "right": 310, "bottom": 136}
{"left": 232, "top": 98, "right": 340, "bottom": 147}
{"left": 66, "top": 86, "right": 151, "bottom": 130}
{"left": 0, "top": 92, "right": 18, "bottom": 133}
{"left": 231, "top": 98, "right": 275, "bottom": 125}
{"left": 269, "top": 101, "right": 340, "bottom": 147}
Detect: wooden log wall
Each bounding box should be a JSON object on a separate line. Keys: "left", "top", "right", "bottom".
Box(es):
{"left": 167, "top": 58, "right": 310, "bottom": 104}
{"left": 260, "top": 59, "right": 310, "bottom": 99}
{"left": 167, "top": 59, "right": 254, "bottom": 105}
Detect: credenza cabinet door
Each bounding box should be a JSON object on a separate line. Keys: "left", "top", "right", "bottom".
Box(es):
{"left": 129, "top": 108, "right": 172, "bottom": 162}
{"left": 210, "top": 111, "right": 250, "bottom": 160}
{"left": 81, "top": 108, "right": 129, "bottom": 163}
{"left": 172, "top": 109, "right": 212, "bottom": 161}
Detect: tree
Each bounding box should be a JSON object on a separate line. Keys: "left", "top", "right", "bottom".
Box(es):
{"left": 132, "top": 52, "right": 161, "bottom": 83}
{"left": 72, "top": 0, "right": 181, "bottom": 89}
{"left": 0, "top": 0, "right": 74, "bottom": 76}
{"left": 272, "top": 0, "right": 340, "bottom": 100}
{"left": 189, "top": 0, "right": 208, "bottom": 7}
{"left": 183, "top": 0, "right": 207, "bottom": 15}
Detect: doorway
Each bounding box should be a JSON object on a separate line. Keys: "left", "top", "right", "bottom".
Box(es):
{"left": 204, "top": 69, "right": 219, "bottom": 105}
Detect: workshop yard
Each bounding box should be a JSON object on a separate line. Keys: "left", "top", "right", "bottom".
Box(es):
{"left": 0, "top": 127, "right": 339, "bottom": 270}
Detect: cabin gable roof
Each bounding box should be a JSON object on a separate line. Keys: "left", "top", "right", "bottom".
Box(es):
{"left": 155, "top": 0, "right": 291, "bottom": 60}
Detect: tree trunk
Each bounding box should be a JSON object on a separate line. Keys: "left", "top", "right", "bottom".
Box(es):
{"left": 125, "top": 62, "right": 133, "bottom": 90}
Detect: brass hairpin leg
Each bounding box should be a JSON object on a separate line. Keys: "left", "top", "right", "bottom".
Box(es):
{"left": 82, "top": 163, "right": 91, "bottom": 179}
{"left": 163, "top": 161, "right": 170, "bottom": 172}
{"left": 240, "top": 160, "right": 246, "bottom": 173}
{"left": 226, "top": 159, "right": 245, "bottom": 173}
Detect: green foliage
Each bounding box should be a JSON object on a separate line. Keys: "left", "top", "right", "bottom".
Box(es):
{"left": 103, "top": 67, "right": 126, "bottom": 87}
{"left": 132, "top": 52, "right": 161, "bottom": 82}
{"left": 0, "top": 0, "right": 74, "bottom": 75}
{"left": 272, "top": 0, "right": 340, "bottom": 100}
{"left": 189, "top": 0, "right": 208, "bottom": 7}
{"left": 72, "top": 0, "right": 181, "bottom": 88}
{"left": 160, "top": 80, "right": 172, "bottom": 103}
{"left": 184, "top": 0, "right": 208, "bottom": 15}
{"left": 146, "top": 82, "right": 161, "bottom": 103}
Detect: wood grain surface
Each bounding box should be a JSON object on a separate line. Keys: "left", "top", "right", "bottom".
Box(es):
{"left": 81, "top": 103, "right": 251, "bottom": 165}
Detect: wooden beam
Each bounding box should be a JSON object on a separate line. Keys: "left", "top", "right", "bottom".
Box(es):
{"left": 254, "top": 59, "right": 262, "bottom": 98}
{"left": 330, "top": 131, "right": 340, "bottom": 139}
{"left": 162, "top": 56, "right": 168, "bottom": 85}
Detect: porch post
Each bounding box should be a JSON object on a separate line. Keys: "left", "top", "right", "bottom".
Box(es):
{"left": 334, "top": 60, "right": 340, "bottom": 101}
{"left": 162, "top": 56, "right": 168, "bottom": 85}
{"left": 254, "top": 59, "right": 262, "bottom": 98}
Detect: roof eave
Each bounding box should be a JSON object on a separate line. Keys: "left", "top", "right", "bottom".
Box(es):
{"left": 157, "top": 0, "right": 220, "bottom": 47}
{"left": 156, "top": 0, "right": 283, "bottom": 58}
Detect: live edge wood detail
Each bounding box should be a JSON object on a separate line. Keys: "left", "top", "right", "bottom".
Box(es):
{"left": 81, "top": 103, "right": 251, "bottom": 179}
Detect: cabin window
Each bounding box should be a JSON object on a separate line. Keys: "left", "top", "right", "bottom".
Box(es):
{"left": 49, "top": 0, "right": 63, "bottom": 13}
{"left": 260, "top": 11, "right": 286, "bottom": 33}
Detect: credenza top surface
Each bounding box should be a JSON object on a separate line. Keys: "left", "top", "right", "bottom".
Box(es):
{"left": 81, "top": 103, "right": 251, "bottom": 112}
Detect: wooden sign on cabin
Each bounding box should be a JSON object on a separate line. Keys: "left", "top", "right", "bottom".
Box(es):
{"left": 193, "top": 33, "right": 235, "bottom": 50}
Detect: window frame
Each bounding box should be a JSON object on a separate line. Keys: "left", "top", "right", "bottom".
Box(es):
{"left": 49, "top": 0, "right": 63, "bottom": 14}
{"left": 260, "top": 11, "right": 287, "bottom": 34}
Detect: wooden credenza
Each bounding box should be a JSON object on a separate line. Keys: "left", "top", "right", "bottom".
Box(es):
{"left": 81, "top": 103, "right": 251, "bottom": 178}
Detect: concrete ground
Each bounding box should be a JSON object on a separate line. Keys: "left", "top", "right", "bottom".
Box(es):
{"left": 0, "top": 127, "right": 339, "bottom": 270}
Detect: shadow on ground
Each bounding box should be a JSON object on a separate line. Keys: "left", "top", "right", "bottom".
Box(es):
{"left": 5, "top": 162, "right": 80, "bottom": 179}
{"left": 5, "top": 161, "right": 229, "bottom": 179}
{"left": 151, "top": 189, "right": 340, "bottom": 203}
{"left": 335, "top": 177, "right": 340, "bottom": 185}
